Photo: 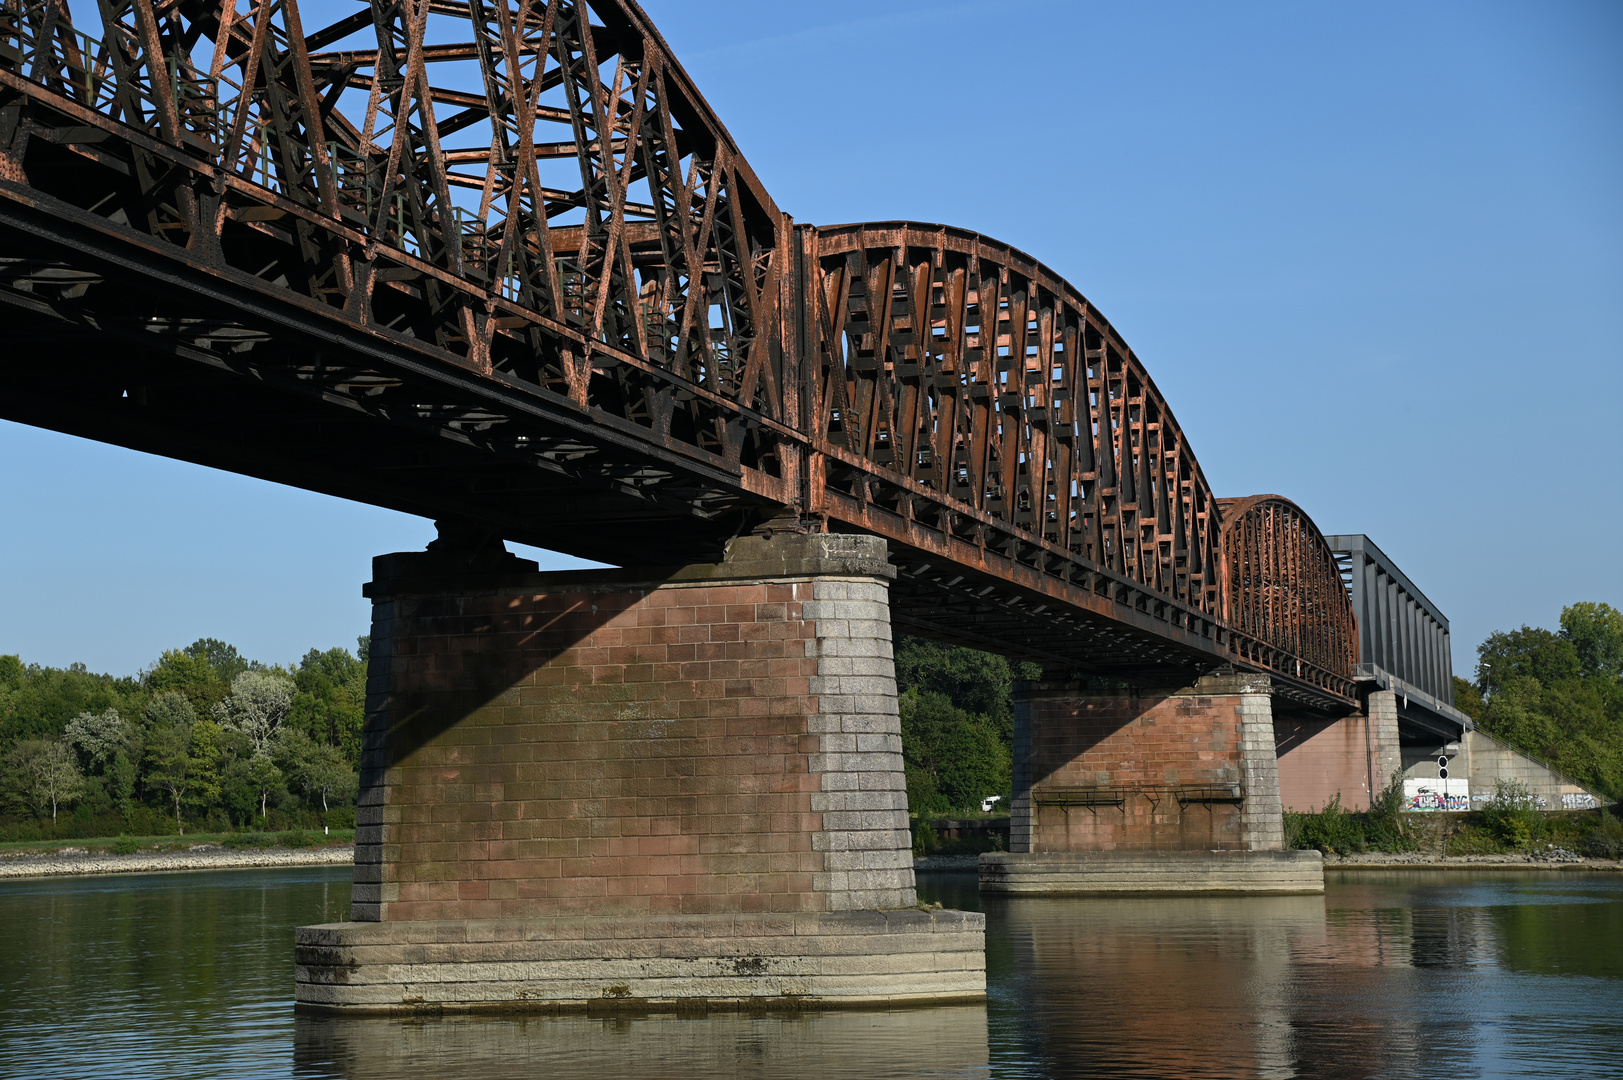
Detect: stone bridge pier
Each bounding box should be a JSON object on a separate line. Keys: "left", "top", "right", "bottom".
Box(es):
{"left": 980, "top": 675, "right": 1323, "bottom": 895}
{"left": 295, "top": 531, "right": 983, "bottom": 1013}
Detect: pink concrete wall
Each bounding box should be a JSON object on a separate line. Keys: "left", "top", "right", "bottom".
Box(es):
{"left": 1274, "top": 714, "right": 1374, "bottom": 812}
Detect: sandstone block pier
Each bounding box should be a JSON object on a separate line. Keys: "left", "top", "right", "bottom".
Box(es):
{"left": 295, "top": 530, "right": 984, "bottom": 1012}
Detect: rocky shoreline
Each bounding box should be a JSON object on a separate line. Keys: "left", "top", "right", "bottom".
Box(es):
{"left": 0, "top": 844, "right": 354, "bottom": 878}
{"left": 1323, "top": 849, "right": 1623, "bottom": 870}
{"left": 913, "top": 852, "right": 1623, "bottom": 872}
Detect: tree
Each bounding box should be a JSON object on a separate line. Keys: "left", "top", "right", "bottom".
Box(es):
{"left": 1476, "top": 627, "right": 1580, "bottom": 695}
{"left": 185, "top": 638, "right": 255, "bottom": 682}
{"left": 106, "top": 750, "right": 137, "bottom": 820}
{"left": 1452, "top": 676, "right": 1485, "bottom": 722}
{"left": 64, "top": 708, "right": 129, "bottom": 769}
{"left": 287, "top": 647, "right": 366, "bottom": 766}
{"left": 144, "top": 690, "right": 197, "bottom": 731}
{"left": 6, "top": 738, "right": 84, "bottom": 820}
{"left": 892, "top": 636, "right": 1033, "bottom": 815}
{"left": 1471, "top": 602, "right": 1623, "bottom": 801}
{"left": 185, "top": 718, "right": 227, "bottom": 818}
{"left": 144, "top": 649, "right": 228, "bottom": 713}
{"left": 898, "top": 689, "right": 1011, "bottom": 814}
{"left": 245, "top": 753, "right": 284, "bottom": 821}
{"left": 1561, "top": 602, "right": 1623, "bottom": 680}
{"left": 213, "top": 671, "right": 295, "bottom": 756}
{"left": 144, "top": 723, "right": 192, "bottom": 832}
{"left": 277, "top": 729, "right": 356, "bottom": 813}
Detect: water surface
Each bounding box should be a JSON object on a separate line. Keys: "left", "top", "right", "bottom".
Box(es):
{"left": 0, "top": 866, "right": 1618, "bottom": 1079}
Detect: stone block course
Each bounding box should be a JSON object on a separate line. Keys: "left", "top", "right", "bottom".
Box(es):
{"left": 297, "top": 910, "right": 983, "bottom": 1012}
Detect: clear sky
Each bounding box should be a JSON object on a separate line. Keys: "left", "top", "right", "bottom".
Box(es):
{"left": 2, "top": 0, "right": 1618, "bottom": 678}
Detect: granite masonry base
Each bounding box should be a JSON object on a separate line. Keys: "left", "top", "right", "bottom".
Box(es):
{"left": 294, "top": 909, "right": 986, "bottom": 1013}
{"left": 978, "top": 850, "right": 1325, "bottom": 896}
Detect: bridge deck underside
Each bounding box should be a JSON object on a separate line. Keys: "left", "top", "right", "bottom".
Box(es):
{"left": 0, "top": 211, "right": 754, "bottom": 570}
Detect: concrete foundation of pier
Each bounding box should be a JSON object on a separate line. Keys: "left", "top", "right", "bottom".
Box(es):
{"left": 295, "top": 531, "right": 983, "bottom": 1013}
{"left": 981, "top": 674, "right": 1323, "bottom": 896}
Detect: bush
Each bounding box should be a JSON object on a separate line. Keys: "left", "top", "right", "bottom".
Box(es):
{"left": 1480, "top": 779, "right": 1544, "bottom": 850}
{"left": 1284, "top": 777, "right": 1416, "bottom": 855}
{"left": 277, "top": 829, "right": 319, "bottom": 849}
{"left": 110, "top": 834, "right": 138, "bottom": 855}
{"left": 1585, "top": 813, "right": 1623, "bottom": 859}
{"left": 1445, "top": 825, "right": 1504, "bottom": 855}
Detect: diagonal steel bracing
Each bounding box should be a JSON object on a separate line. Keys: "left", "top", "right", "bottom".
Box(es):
{"left": 0, "top": 0, "right": 1357, "bottom": 709}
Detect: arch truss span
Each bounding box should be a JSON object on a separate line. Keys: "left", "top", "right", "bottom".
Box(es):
{"left": 801, "top": 221, "right": 1245, "bottom": 682}
{"left": 1218, "top": 495, "right": 1358, "bottom": 704}
{"left": 0, "top": 0, "right": 796, "bottom": 562}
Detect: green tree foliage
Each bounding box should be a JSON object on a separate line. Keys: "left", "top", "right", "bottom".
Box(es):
{"left": 185, "top": 638, "right": 256, "bottom": 682}
{"left": 212, "top": 671, "right": 295, "bottom": 756}
{"left": 3, "top": 738, "right": 84, "bottom": 819}
{"left": 1472, "top": 602, "right": 1623, "bottom": 801}
{"left": 1561, "top": 602, "right": 1623, "bottom": 680}
{"left": 287, "top": 645, "right": 367, "bottom": 767}
{"left": 895, "top": 637, "right": 1037, "bottom": 815}
{"left": 143, "top": 649, "right": 229, "bottom": 714}
{"left": 1452, "top": 676, "right": 1485, "bottom": 723}
{"left": 0, "top": 638, "right": 366, "bottom": 837}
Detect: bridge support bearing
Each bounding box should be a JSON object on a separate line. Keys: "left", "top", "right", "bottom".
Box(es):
{"left": 983, "top": 673, "right": 1323, "bottom": 895}
{"left": 1274, "top": 689, "right": 1402, "bottom": 812}
{"left": 294, "top": 531, "right": 984, "bottom": 1012}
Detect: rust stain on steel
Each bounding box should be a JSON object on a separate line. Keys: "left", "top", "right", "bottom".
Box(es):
{"left": 0, "top": 0, "right": 1356, "bottom": 708}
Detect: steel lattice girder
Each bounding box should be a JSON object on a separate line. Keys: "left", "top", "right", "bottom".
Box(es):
{"left": 0, "top": 0, "right": 1357, "bottom": 709}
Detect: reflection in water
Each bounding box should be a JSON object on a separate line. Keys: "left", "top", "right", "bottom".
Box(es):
{"left": 0, "top": 867, "right": 1620, "bottom": 1079}
{"left": 294, "top": 1008, "right": 989, "bottom": 1080}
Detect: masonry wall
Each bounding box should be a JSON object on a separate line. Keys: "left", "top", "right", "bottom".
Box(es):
{"left": 1274, "top": 691, "right": 1402, "bottom": 812}
{"left": 352, "top": 535, "right": 916, "bottom": 924}
{"left": 1009, "top": 675, "right": 1284, "bottom": 854}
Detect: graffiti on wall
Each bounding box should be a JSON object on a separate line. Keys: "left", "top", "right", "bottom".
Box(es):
{"left": 1562, "top": 792, "right": 1602, "bottom": 810}
{"left": 1404, "top": 778, "right": 1471, "bottom": 812}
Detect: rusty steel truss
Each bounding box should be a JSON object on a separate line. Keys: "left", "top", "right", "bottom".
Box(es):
{"left": 0, "top": 0, "right": 1356, "bottom": 708}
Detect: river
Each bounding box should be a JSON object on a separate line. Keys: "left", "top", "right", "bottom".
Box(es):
{"left": 0, "top": 867, "right": 1618, "bottom": 1079}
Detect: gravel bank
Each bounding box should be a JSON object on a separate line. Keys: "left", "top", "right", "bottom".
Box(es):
{"left": 916, "top": 852, "right": 1623, "bottom": 872}
{"left": 1325, "top": 850, "right": 1623, "bottom": 870}
{"left": 0, "top": 844, "right": 355, "bottom": 878}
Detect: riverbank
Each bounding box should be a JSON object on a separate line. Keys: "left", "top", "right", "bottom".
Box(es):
{"left": 914, "top": 852, "right": 1623, "bottom": 872}
{"left": 6, "top": 845, "right": 1619, "bottom": 880}
{"left": 0, "top": 843, "right": 354, "bottom": 878}
{"left": 1324, "top": 849, "right": 1623, "bottom": 871}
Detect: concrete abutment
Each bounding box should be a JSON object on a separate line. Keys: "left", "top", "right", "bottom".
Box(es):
{"left": 295, "top": 531, "right": 984, "bottom": 1013}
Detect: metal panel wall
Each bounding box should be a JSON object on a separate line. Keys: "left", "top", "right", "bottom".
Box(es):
{"left": 1326, "top": 534, "right": 1454, "bottom": 705}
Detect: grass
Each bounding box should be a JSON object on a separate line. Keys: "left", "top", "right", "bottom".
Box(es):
{"left": 0, "top": 829, "right": 355, "bottom": 857}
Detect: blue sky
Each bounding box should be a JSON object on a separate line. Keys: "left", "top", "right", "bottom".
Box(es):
{"left": 2, "top": 0, "right": 1618, "bottom": 676}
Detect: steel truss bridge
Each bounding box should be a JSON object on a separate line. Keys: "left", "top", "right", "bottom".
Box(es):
{"left": 0, "top": 0, "right": 1358, "bottom": 709}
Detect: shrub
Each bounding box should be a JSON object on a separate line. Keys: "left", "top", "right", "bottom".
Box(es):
{"left": 277, "top": 829, "right": 318, "bottom": 849}
{"left": 1284, "top": 777, "right": 1416, "bottom": 855}
{"left": 110, "top": 834, "right": 138, "bottom": 855}
{"left": 1585, "top": 813, "right": 1623, "bottom": 859}
{"left": 1480, "top": 779, "right": 1544, "bottom": 849}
